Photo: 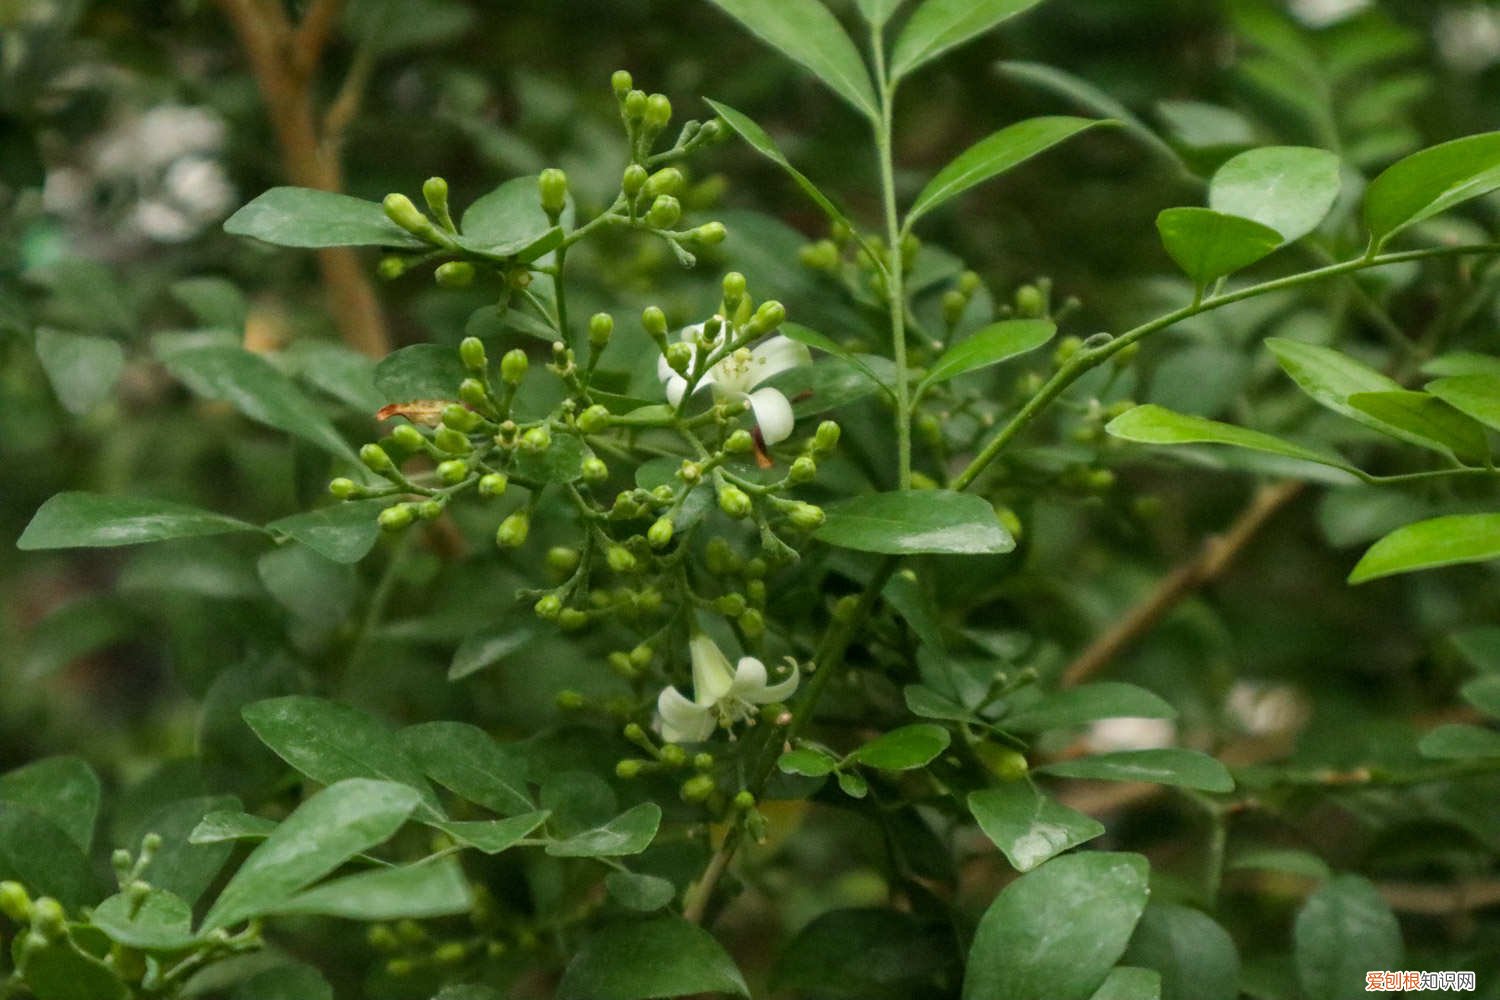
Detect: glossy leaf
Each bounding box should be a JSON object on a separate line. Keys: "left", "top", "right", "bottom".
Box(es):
{"left": 1349, "top": 514, "right": 1500, "bottom": 583}
{"left": 225, "top": 187, "right": 426, "bottom": 248}
{"left": 1001, "top": 682, "right": 1176, "bottom": 733}
{"left": 1208, "top": 146, "right": 1341, "bottom": 243}
{"left": 853, "top": 0, "right": 905, "bottom": 27}
{"left": 170, "top": 276, "right": 248, "bottom": 332}
{"left": 449, "top": 622, "right": 542, "bottom": 680}
{"left": 1105, "top": 405, "right": 1352, "bottom": 473}
{"left": 242, "top": 696, "right": 444, "bottom": 819}
{"left": 201, "top": 779, "right": 421, "bottom": 931}
{"left": 18, "top": 492, "right": 258, "bottom": 550}
{"left": 1089, "top": 968, "right": 1162, "bottom": 1000}
{"left": 546, "top": 802, "right": 661, "bottom": 858}
{"left": 91, "top": 889, "right": 199, "bottom": 952}
{"left": 0, "top": 757, "right": 99, "bottom": 853}
{"left": 270, "top": 858, "right": 473, "bottom": 920}
{"left": 707, "top": 0, "right": 878, "bottom": 119}
{"left": 1227, "top": 847, "right": 1330, "bottom": 880}
{"left": 0, "top": 805, "right": 96, "bottom": 909}
{"left": 1417, "top": 723, "right": 1500, "bottom": 759}
{"left": 1156, "top": 207, "right": 1283, "bottom": 289}
{"left": 458, "top": 175, "right": 567, "bottom": 257}
{"left": 605, "top": 872, "right": 677, "bottom": 912}
{"left": 1293, "top": 875, "right": 1402, "bottom": 1000}
{"left": 1364, "top": 131, "right": 1500, "bottom": 247}
{"left": 1427, "top": 373, "right": 1500, "bottom": 432}
{"left": 159, "top": 345, "right": 357, "bottom": 460}
{"left": 771, "top": 908, "right": 955, "bottom": 999}
{"left": 1461, "top": 674, "right": 1500, "bottom": 718}
{"left": 848, "top": 724, "right": 951, "bottom": 770}
{"left": 963, "top": 852, "right": 1150, "bottom": 1000}
{"left": 838, "top": 770, "right": 870, "bottom": 798}
{"left": 996, "top": 61, "right": 1181, "bottom": 170}
{"left": 1038, "top": 749, "right": 1234, "bottom": 793}
{"left": 778, "top": 747, "right": 839, "bottom": 777}
{"left": 35, "top": 328, "right": 124, "bottom": 415}
{"left": 435, "top": 811, "right": 549, "bottom": 854}
{"left": 1347, "top": 390, "right": 1489, "bottom": 463}
{"left": 817, "top": 489, "right": 1015, "bottom": 555}
{"left": 398, "top": 721, "right": 535, "bottom": 816}
{"left": 909, "top": 118, "right": 1106, "bottom": 225}
{"left": 229, "top": 965, "right": 333, "bottom": 1000}
{"left": 1123, "top": 903, "right": 1240, "bottom": 1000}
{"left": 890, "top": 0, "right": 1044, "bottom": 82}
{"left": 190, "top": 810, "right": 278, "bottom": 844}
{"left": 557, "top": 916, "right": 750, "bottom": 999}
{"left": 266, "top": 501, "right": 384, "bottom": 564}
{"left": 968, "top": 782, "right": 1104, "bottom": 871}
{"left": 918, "top": 319, "right": 1055, "bottom": 392}
{"left": 17, "top": 937, "right": 128, "bottom": 1000}
{"left": 374, "top": 343, "right": 467, "bottom": 404}
{"left": 705, "top": 100, "right": 855, "bottom": 232}
{"left": 781, "top": 322, "right": 893, "bottom": 391}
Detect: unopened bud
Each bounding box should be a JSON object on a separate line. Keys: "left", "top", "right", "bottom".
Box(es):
{"left": 378, "top": 504, "right": 415, "bottom": 531}
{"left": 624, "top": 89, "right": 647, "bottom": 120}
{"left": 582, "top": 457, "right": 609, "bottom": 482}
{"left": 478, "top": 472, "right": 508, "bottom": 498}
{"left": 606, "top": 545, "right": 638, "bottom": 574}
{"left": 434, "top": 427, "right": 472, "bottom": 454}
{"left": 789, "top": 456, "right": 817, "bottom": 483}
{"left": 715, "top": 593, "right": 746, "bottom": 617}
{"left": 442, "top": 404, "right": 482, "bottom": 432}
{"left": 647, "top": 516, "right": 675, "bottom": 548}
{"left": 941, "top": 289, "right": 967, "bottom": 327}
{"left": 646, "top": 194, "right": 682, "bottom": 229}
{"left": 360, "top": 443, "right": 395, "bottom": 474}
{"left": 724, "top": 429, "right": 754, "bottom": 454}
{"left": 718, "top": 485, "right": 752, "bottom": 519}
{"left": 691, "top": 221, "right": 727, "bottom": 246}
{"left": 665, "top": 341, "right": 693, "bottom": 375}
{"left": 390, "top": 423, "right": 425, "bottom": 452}
{"left": 739, "top": 607, "right": 765, "bottom": 638}
{"left": 30, "top": 898, "right": 65, "bottom": 940}
{"left": 382, "top": 193, "right": 435, "bottom": 238}
{"left": 813, "top": 420, "right": 841, "bottom": 453}
{"left": 558, "top": 608, "right": 588, "bottom": 631}
{"left": 616, "top": 759, "right": 644, "bottom": 779}
{"left": 681, "top": 775, "right": 716, "bottom": 802}
{"left": 460, "top": 336, "right": 488, "bottom": 372}
{"left": 589, "top": 312, "right": 614, "bottom": 347}
{"left": 501, "top": 348, "right": 529, "bottom": 385}
{"left": 436, "top": 460, "right": 468, "bottom": 485}
{"left": 435, "top": 261, "right": 474, "bottom": 288}
{"left": 643, "top": 167, "right": 684, "bottom": 199}
{"left": 787, "top": 501, "right": 825, "bottom": 530}
{"left": 521, "top": 426, "right": 552, "bottom": 452}
{"left": 623, "top": 164, "right": 649, "bottom": 199}
{"left": 721, "top": 271, "right": 747, "bottom": 311}
{"left": 417, "top": 499, "right": 443, "bottom": 520}
{"left": 329, "top": 477, "right": 359, "bottom": 499}
{"left": 644, "top": 93, "right": 672, "bottom": 130}
{"left": 546, "top": 546, "right": 580, "bottom": 573}
{"left": 538, "top": 168, "right": 569, "bottom": 219}
{"left": 578, "top": 404, "right": 611, "bottom": 434}
{"left": 0, "top": 882, "right": 31, "bottom": 923}
{"left": 1015, "top": 283, "right": 1045, "bottom": 317}
{"left": 748, "top": 300, "right": 786, "bottom": 335}
{"left": 641, "top": 305, "right": 669, "bottom": 341}
{"left": 496, "top": 512, "right": 530, "bottom": 548}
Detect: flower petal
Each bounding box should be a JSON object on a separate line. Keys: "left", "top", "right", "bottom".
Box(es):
{"left": 747, "top": 386, "right": 795, "bottom": 445}
{"left": 747, "top": 335, "right": 812, "bottom": 386}
{"left": 689, "top": 632, "right": 736, "bottom": 705}
{"left": 729, "top": 656, "right": 768, "bottom": 698}
{"left": 665, "top": 374, "right": 688, "bottom": 406}
{"left": 752, "top": 662, "right": 800, "bottom": 704}
{"left": 658, "top": 685, "right": 714, "bottom": 742}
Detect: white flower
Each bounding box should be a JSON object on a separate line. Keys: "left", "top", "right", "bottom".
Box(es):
{"left": 656, "top": 632, "right": 799, "bottom": 742}
{"left": 657, "top": 320, "right": 810, "bottom": 445}
{"left": 1082, "top": 717, "right": 1177, "bottom": 753}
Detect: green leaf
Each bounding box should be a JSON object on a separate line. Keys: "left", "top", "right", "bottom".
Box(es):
{"left": 1156, "top": 207, "right": 1283, "bottom": 289}
{"left": 918, "top": 319, "right": 1056, "bottom": 392}
{"left": 963, "top": 852, "right": 1150, "bottom": 1000}
{"left": 1427, "top": 374, "right": 1500, "bottom": 433}
{"left": 1227, "top": 847, "right": 1330, "bottom": 881}
{"left": 398, "top": 721, "right": 535, "bottom": 816}
{"left": 558, "top": 916, "right": 750, "bottom": 999}
{"left": 890, "top": 0, "right": 1044, "bottom": 82}
{"left": 1207, "top": 146, "right": 1342, "bottom": 243}
{"left": 967, "top": 782, "right": 1105, "bottom": 871}
{"left": 130, "top": 795, "right": 241, "bottom": 906}
{"left": 781, "top": 322, "right": 892, "bottom": 391}
{"left": 225, "top": 187, "right": 426, "bottom": 249}
{"left": 190, "top": 810, "right": 278, "bottom": 844}
{"left": 771, "top": 908, "right": 955, "bottom": 1000}
{"left": 848, "top": 724, "right": 951, "bottom": 770}
{"left": 1423, "top": 352, "right": 1500, "bottom": 379}
{"left": 270, "top": 858, "right": 472, "bottom": 920}
{"left": 1364, "top": 131, "right": 1500, "bottom": 247}
{"left": 242, "top": 696, "right": 444, "bottom": 820}
{"left": 1417, "top": 723, "right": 1500, "bottom": 760}
{"left": 91, "top": 889, "right": 199, "bottom": 952}
{"left": 1461, "top": 675, "right": 1500, "bottom": 719}
{"left": 201, "top": 779, "right": 421, "bottom": 931}
{"left": 1088, "top": 968, "right": 1162, "bottom": 1000}
{"left": 1123, "top": 903, "right": 1240, "bottom": 1000}
{"left": 996, "top": 61, "right": 1181, "bottom": 171}
{"left": 1349, "top": 514, "right": 1500, "bottom": 583}
{"left": 546, "top": 802, "right": 661, "bottom": 858}
{"left": 280, "top": 339, "right": 383, "bottom": 413}
{"left": 707, "top": 0, "right": 878, "bottom": 120}
{"left": 817, "top": 489, "right": 1016, "bottom": 555}
{"left": 458, "top": 176, "right": 565, "bottom": 257}
{"left": 257, "top": 544, "right": 356, "bottom": 626}
{"left": 704, "top": 100, "right": 857, "bottom": 233}
{"left": 170, "top": 276, "right": 248, "bottom": 332}
{"left": 778, "top": 747, "right": 839, "bottom": 777}
{"left": 18, "top": 493, "right": 259, "bottom": 551}
{"left": 605, "top": 872, "right": 677, "bottom": 912}
{"left": 229, "top": 965, "right": 333, "bottom": 1000}
{"left": 909, "top": 118, "right": 1107, "bottom": 225}
{"left": 1000, "top": 683, "right": 1176, "bottom": 733}
{"left": 1348, "top": 389, "right": 1490, "bottom": 463}
{"left": 1038, "top": 749, "right": 1234, "bottom": 793}
{"left": 765, "top": 353, "right": 900, "bottom": 418}
{"left": 853, "top": 0, "right": 905, "bottom": 27}
{"left": 904, "top": 684, "right": 976, "bottom": 722}
{"left": 0, "top": 757, "right": 99, "bottom": 853}
{"left": 35, "top": 328, "right": 124, "bottom": 415}
{"left": 449, "top": 622, "right": 542, "bottom": 681}
{"left": 1293, "top": 875, "right": 1402, "bottom": 1000}
{"left": 17, "top": 937, "right": 129, "bottom": 1000}
{"left": 837, "top": 771, "right": 870, "bottom": 798}
{"left": 1106, "top": 404, "right": 1354, "bottom": 475}
{"left": 343, "top": 0, "right": 475, "bottom": 56}
{"left": 374, "top": 343, "right": 466, "bottom": 403}
{"left": 159, "top": 345, "right": 356, "bottom": 461}
{"left": 434, "top": 811, "right": 549, "bottom": 854}
{"left": 0, "top": 805, "right": 96, "bottom": 909}
{"left": 266, "top": 501, "right": 383, "bottom": 564}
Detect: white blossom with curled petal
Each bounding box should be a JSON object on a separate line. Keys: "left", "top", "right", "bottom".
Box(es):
{"left": 656, "top": 632, "right": 799, "bottom": 742}
{"left": 657, "top": 319, "right": 810, "bottom": 445}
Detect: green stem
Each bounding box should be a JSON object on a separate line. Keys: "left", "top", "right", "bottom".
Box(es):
{"left": 872, "top": 26, "right": 912, "bottom": 489}
{"left": 952, "top": 242, "right": 1500, "bottom": 493}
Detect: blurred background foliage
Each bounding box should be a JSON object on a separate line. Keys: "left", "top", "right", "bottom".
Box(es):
{"left": 4, "top": 0, "right": 1500, "bottom": 996}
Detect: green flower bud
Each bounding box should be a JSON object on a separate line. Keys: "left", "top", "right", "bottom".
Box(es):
{"left": 647, "top": 516, "right": 675, "bottom": 549}
{"left": 941, "top": 289, "right": 967, "bottom": 327}
{"left": 521, "top": 426, "right": 552, "bottom": 452}
{"left": 787, "top": 501, "right": 825, "bottom": 530}
{"left": 1015, "top": 283, "right": 1045, "bottom": 317}
{"left": 379, "top": 504, "right": 415, "bottom": 531}
{"left": 367, "top": 924, "right": 401, "bottom": 952}
{"left": 624, "top": 89, "right": 647, "bottom": 119}
{"left": 678, "top": 460, "right": 702, "bottom": 484}
{"left": 478, "top": 472, "right": 508, "bottom": 498}
{"left": 436, "top": 459, "right": 469, "bottom": 485}
{"left": 661, "top": 743, "right": 688, "bottom": 765}
{"left": 496, "top": 511, "right": 530, "bottom": 548}
{"left": 386, "top": 959, "right": 417, "bottom": 978}
{"left": 733, "top": 790, "right": 756, "bottom": 810}
{"left": 718, "top": 485, "right": 752, "bottom": 519}
{"left": 644, "top": 93, "right": 672, "bottom": 130}
{"left": 1053, "top": 335, "right": 1083, "bottom": 368}
{"left": 422, "top": 175, "right": 450, "bottom": 219}
{"left": 976, "top": 743, "right": 1029, "bottom": 782}
{"left": 643, "top": 167, "right": 684, "bottom": 199}
{"left": 746, "top": 579, "right": 766, "bottom": 605}
{"left": 641, "top": 305, "right": 668, "bottom": 342}
{"left": 435, "top": 261, "right": 474, "bottom": 288}
{"left": 1112, "top": 342, "right": 1141, "bottom": 367}
{"left": 691, "top": 221, "right": 727, "bottom": 246}
{"left": 501, "top": 348, "right": 529, "bottom": 385}
{"left": 721, "top": 271, "right": 747, "bottom": 311}
{"left": 715, "top": 593, "right": 746, "bottom": 617}
{"left": 724, "top": 429, "right": 754, "bottom": 454}
{"left": 588, "top": 312, "right": 614, "bottom": 347}
{"left": 434, "top": 427, "right": 472, "bottom": 454}
{"left": 538, "top": 168, "right": 569, "bottom": 219}
{"left": 540, "top": 549, "right": 577, "bottom": 578}
{"left": 747, "top": 299, "right": 786, "bottom": 335}
{"left": 417, "top": 499, "right": 444, "bottom": 520}
{"left": 743, "top": 557, "right": 767, "bottom": 579}
{"left": 813, "top": 420, "right": 841, "bottom": 453}
{"left": 396, "top": 920, "right": 427, "bottom": 944}
{"left": 459, "top": 336, "right": 488, "bottom": 372}
{"left": 910, "top": 471, "right": 939, "bottom": 490}
{"left": 832, "top": 594, "right": 862, "bottom": 624}
{"left": 705, "top": 537, "right": 736, "bottom": 574}
{"left": 558, "top": 608, "right": 589, "bottom": 631}
{"left": 611, "top": 69, "right": 633, "bottom": 96}
{"left": 608, "top": 651, "right": 637, "bottom": 677}
{"left": 329, "top": 477, "right": 359, "bottom": 500}
{"left": 692, "top": 752, "right": 715, "bottom": 772}
{"left": 434, "top": 941, "right": 468, "bottom": 965}
{"left": 738, "top": 607, "right": 766, "bottom": 638}
{"left": 577, "top": 404, "right": 612, "bottom": 434}
{"left": 460, "top": 380, "right": 489, "bottom": 410}
{"left": 681, "top": 774, "right": 716, "bottom": 802}
{"left": 377, "top": 255, "right": 409, "bottom": 280}
{"left": 829, "top": 219, "right": 852, "bottom": 246}
{"left": 789, "top": 456, "right": 817, "bottom": 484}
{"left": 390, "top": 424, "right": 425, "bottom": 452}
{"left": 0, "top": 881, "right": 31, "bottom": 923}
{"left": 646, "top": 194, "right": 682, "bottom": 229}
{"left": 31, "top": 897, "right": 65, "bottom": 940}
{"left": 629, "top": 645, "right": 654, "bottom": 669}
{"left": 958, "top": 270, "right": 982, "bottom": 295}
{"left": 622, "top": 163, "right": 649, "bottom": 199}
{"left": 995, "top": 505, "right": 1022, "bottom": 540}
{"left": 582, "top": 457, "right": 609, "bottom": 482}
{"left": 616, "top": 759, "right": 644, "bottom": 779}
{"left": 360, "top": 443, "right": 396, "bottom": 474}
{"left": 534, "top": 594, "right": 562, "bottom": 620}
{"left": 382, "top": 193, "right": 435, "bottom": 238}
{"left": 606, "top": 545, "right": 638, "bottom": 574}
{"left": 442, "top": 404, "right": 481, "bottom": 432}
{"left": 650, "top": 484, "right": 675, "bottom": 505}
{"left": 1086, "top": 468, "right": 1116, "bottom": 492}
{"left": 665, "top": 341, "right": 693, "bottom": 375}
{"left": 798, "top": 239, "right": 840, "bottom": 271}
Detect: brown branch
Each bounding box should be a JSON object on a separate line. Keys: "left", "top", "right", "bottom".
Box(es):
{"left": 216, "top": 0, "right": 390, "bottom": 357}
{"left": 1379, "top": 879, "right": 1500, "bottom": 915}
{"left": 1061, "top": 480, "right": 1305, "bottom": 687}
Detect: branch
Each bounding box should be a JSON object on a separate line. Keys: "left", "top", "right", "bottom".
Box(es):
{"left": 294, "top": 0, "right": 344, "bottom": 76}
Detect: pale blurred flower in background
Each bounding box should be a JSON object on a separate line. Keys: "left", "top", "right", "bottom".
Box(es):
{"left": 1435, "top": 4, "right": 1500, "bottom": 72}
{"left": 1083, "top": 717, "right": 1177, "bottom": 753}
